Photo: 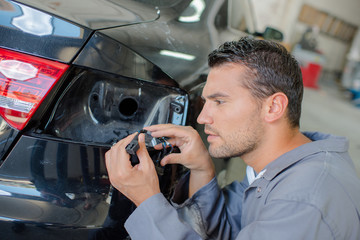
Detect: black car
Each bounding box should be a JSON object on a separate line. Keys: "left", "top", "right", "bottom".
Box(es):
{"left": 0, "top": 0, "right": 284, "bottom": 239}
{"left": 0, "top": 0, "right": 241, "bottom": 239}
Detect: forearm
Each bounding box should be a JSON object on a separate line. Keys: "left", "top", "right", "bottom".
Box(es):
{"left": 189, "top": 167, "right": 215, "bottom": 197}
{"left": 125, "top": 193, "right": 202, "bottom": 240}
{"left": 172, "top": 177, "right": 246, "bottom": 240}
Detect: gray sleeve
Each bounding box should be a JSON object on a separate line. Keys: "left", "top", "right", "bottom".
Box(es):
{"left": 125, "top": 177, "right": 248, "bottom": 240}
{"left": 172, "top": 177, "right": 248, "bottom": 240}
{"left": 124, "top": 193, "right": 202, "bottom": 240}
{"left": 236, "top": 200, "right": 333, "bottom": 240}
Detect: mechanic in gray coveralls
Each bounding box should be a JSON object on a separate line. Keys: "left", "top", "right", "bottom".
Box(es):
{"left": 106, "top": 37, "right": 360, "bottom": 239}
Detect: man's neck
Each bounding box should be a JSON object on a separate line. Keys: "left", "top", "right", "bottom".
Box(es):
{"left": 242, "top": 128, "right": 311, "bottom": 174}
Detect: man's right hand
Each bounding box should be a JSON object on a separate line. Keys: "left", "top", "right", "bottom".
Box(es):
{"left": 144, "top": 124, "right": 215, "bottom": 197}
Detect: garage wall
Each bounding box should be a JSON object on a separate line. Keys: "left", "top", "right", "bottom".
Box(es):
{"left": 306, "top": 0, "right": 360, "bottom": 25}
{"left": 250, "top": 0, "right": 360, "bottom": 72}
{"left": 296, "top": 0, "right": 360, "bottom": 71}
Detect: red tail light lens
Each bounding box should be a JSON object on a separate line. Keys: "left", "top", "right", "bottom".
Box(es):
{"left": 0, "top": 48, "right": 69, "bottom": 130}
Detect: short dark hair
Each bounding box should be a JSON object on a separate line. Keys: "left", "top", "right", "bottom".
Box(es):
{"left": 208, "top": 37, "right": 303, "bottom": 128}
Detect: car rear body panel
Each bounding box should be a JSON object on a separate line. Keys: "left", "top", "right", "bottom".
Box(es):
{"left": 0, "top": 0, "right": 92, "bottom": 62}
{"left": 95, "top": 20, "right": 211, "bottom": 87}
{"left": 0, "top": 64, "right": 188, "bottom": 238}
{"left": 0, "top": 135, "right": 185, "bottom": 238}
{"left": 14, "top": 0, "right": 161, "bottom": 30}
{"left": 73, "top": 32, "right": 180, "bottom": 86}
{"left": 0, "top": 136, "right": 110, "bottom": 226}
{"left": 0, "top": 0, "right": 210, "bottom": 238}
{"left": 0, "top": 120, "right": 17, "bottom": 161}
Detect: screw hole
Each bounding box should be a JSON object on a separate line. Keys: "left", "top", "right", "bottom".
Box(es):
{"left": 119, "top": 97, "right": 138, "bottom": 118}
{"left": 92, "top": 94, "right": 99, "bottom": 101}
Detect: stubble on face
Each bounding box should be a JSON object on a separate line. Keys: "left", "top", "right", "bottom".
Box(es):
{"left": 206, "top": 107, "right": 264, "bottom": 159}
{"left": 200, "top": 63, "right": 265, "bottom": 160}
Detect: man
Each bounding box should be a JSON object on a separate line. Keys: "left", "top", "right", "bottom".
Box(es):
{"left": 105, "top": 37, "right": 360, "bottom": 239}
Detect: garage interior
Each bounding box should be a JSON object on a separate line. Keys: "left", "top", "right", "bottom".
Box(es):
{"left": 216, "top": 0, "right": 360, "bottom": 185}
{"left": 1, "top": 0, "right": 360, "bottom": 238}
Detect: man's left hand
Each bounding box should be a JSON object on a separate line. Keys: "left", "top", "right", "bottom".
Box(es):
{"left": 105, "top": 133, "right": 160, "bottom": 206}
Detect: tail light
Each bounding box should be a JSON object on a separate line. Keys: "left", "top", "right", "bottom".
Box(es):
{"left": 0, "top": 48, "right": 69, "bottom": 130}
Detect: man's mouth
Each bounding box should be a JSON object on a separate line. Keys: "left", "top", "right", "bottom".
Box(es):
{"left": 207, "top": 135, "right": 219, "bottom": 142}
{"left": 204, "top": 127, "right": 219, "bottom": 142}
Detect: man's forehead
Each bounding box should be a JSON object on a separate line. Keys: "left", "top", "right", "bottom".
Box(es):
{"left": 207, "top": 63, "right": 249, "bottom": 81}
{"left": 203, "top": 65, "right": 247, "bottom": 96}
{"left": 201, "top": 79, "right": 243, "bottom": 100}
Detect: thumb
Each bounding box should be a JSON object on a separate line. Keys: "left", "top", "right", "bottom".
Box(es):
{"left": 160, "top": 153, "right": 181, "bottom": 166}
{"left": 136, "top": 133, "right": 152, "bottom": 167}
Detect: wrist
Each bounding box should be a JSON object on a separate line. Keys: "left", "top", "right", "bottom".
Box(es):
{"left": 190, "top": 167, "right": 215, "bottom": 179}
{"left": 189, "top": 167, "right": 215, "bottom": 198}
{"left": 190, "top": 157, "right": 215, "bottom": 178}
{"left": 133, "top": 190, "right": 160, "bottom": 207}
{"left": 190, "top": 171, "right": 214, "bottom": 185}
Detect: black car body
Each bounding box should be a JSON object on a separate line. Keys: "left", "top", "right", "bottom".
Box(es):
{"left": 0, "top": 0, "right": 247, "bottom": 239}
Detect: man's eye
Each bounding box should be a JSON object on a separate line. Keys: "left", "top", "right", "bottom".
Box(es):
{"left": 215, "top": 100, "right": 224, "bottom": 105}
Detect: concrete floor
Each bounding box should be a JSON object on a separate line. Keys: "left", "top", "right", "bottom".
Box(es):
{"left": 301, "top": 78, "right": 360, "bottom": 177}
{"left": 217, "top": 75, "right": 360, "bottom": 187}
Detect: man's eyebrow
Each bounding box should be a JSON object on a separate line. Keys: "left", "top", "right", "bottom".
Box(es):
{"left": 202, "top": 92, "right": 230, "bottom": 100}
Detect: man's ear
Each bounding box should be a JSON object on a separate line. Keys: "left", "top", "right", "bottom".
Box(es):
{"left": 264, "top": 92, "right": 288, "bottom": 123}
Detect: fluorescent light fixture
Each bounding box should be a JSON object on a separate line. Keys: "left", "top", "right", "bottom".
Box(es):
{"left": 160, "top": 50, "right": 195, "bottom": 61}
{"left": 179, "top": 0, "right": 205, "bottom": 23}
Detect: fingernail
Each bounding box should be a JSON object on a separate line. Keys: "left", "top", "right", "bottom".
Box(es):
{"left": 138, "top": 133, "right": 145, "bottom": 142}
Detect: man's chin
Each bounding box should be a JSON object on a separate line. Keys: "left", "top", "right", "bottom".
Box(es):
{"left": 209, "top": 145, "right": 230, "bottom": 159}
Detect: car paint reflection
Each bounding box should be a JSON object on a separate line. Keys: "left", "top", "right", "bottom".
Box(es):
{"left": 0, "top": 137, "right": 110, "bottom": 227}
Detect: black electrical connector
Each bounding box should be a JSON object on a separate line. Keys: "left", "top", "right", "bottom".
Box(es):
{"left": 125, "top": 129, "right": 179, "bottom": 175}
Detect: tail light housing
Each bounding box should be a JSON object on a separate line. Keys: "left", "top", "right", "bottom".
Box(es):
{"left": 0, "top": 48, "right": 69, "bottom": 130}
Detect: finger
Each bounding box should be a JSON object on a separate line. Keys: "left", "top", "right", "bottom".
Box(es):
{"left": 160, "top": 153, "right": 182, "bottom": 166}
{"left": 112, "top": 132, "right": 138, "bottom": 171}
{"left": 105, "top": 150, "right": 113, "bottom": 174}
{"left": 105, "top": 149, "right": 121, "bottom": 185}
{"left": 136, "top": 133, "right": 153, "bottom": 168}
{"left": 110, "top": 132, "right": 138, "bottom": 169}
{"left": 143, "top": 124, "right": 172, "bottom": 132}
{"left": 113, "top": 132, "right": 138, "bottom": 149}
{"left": 105, "top": 150, "right": 111, "bottom": 166}
{"left": 144, "top": 124, "right": 179, "bottom": 138}
{"left": 153, "top": 143, "right": 164, "bottom": 150}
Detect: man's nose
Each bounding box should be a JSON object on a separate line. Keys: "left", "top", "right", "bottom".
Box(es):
{"left": 197, "top": 105, "right": 212, "bottom": 125}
